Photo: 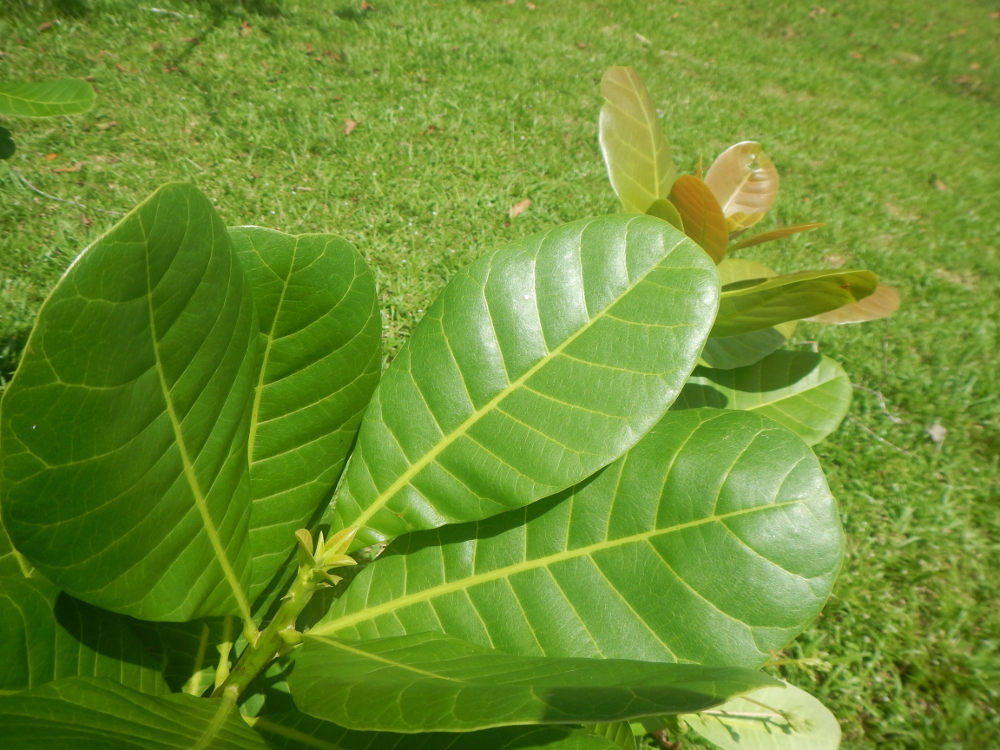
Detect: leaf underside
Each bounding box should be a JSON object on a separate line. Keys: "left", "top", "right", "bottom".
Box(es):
{"left": 1, "top": 183, "right": 256, "bottom": 622}
{"left": 230, "top": 227, "right": 381, "bottom": 603}
{"left": 669, "top": 176, "right": 728, "bottom": 263}
{"left": 0, "top": 79, "right": 96, "bottom": 118}
{"left": 329, "top": 214, "right": 719, "bottom": 549}
{"left": 598, "top": 66, "right": 677, "bottom": 213}
{"left": 289, "top": 632, "right": 777, "bottom": 732}
{"left": 0, "top": 677, "right": 268, "bottom": 749}
{"left": 317, "top": 408, "right": 843, "bottom": 670}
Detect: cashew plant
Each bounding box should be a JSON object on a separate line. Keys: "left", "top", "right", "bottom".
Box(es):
{"left": 0, "top": 71, "right": 887, "bottom": 750}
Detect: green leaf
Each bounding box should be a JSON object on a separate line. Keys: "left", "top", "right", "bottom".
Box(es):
{"left": 645, "top": 198, "right": 684, "bottom": 231}
{"left": 255, "top": 711, "right": 626, "bottom": 749}
{"left": 703, "top": 142, "right": 779, "bottom": 233}
{"left": 805, "top": 283, "right": 900, "bottom": 325}
{"left": 0, "top": 676, "right": 269, "bottom": 749}
{"left": 315, "top": 409, "right": 843, "bottom": 669}
{"left": 682, "top": 681, "right": 841, "bottom": 750}
{"left": 673, "top": 352, "right": 852, "bottom": 446}
{"left": 700, "top": 259, "right": 794, "bottom": 370}
{"left": 289, "top": 632, "right": 777, "bottom": 732}
{"left": 712, "top": 269, "right": 878, "bottom": 338}
{"left": 0, "top": 577, "right": 168, "bottom": 695}
{"left": 229, "top": 228, "right": 381, "bottom": 601}
{"left": 669, "top": 176, "right": 728, "bottom": 263}
{"left": 0, "top": 80, "right": 96, "bottom": 118}
{"left": 586, "top": 722, "right": 638, "bottom": 750}
{"left": 598, "top": 66, "right": 676, "bottom": 212}
{"left": 328, "top": 215, "right": 718, "bottom": 549}
{"left": 0, "top": 125, "right": 14, "bottom": 159}
{"left": 0, "top": 183, "right": 256, "bottom": 622}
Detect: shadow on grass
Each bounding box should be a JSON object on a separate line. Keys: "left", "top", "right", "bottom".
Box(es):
{"left": 0, "top": 329, "right": 29, "bottom": 387}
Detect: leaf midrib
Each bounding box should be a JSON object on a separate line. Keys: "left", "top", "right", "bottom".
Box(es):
{"left": 344, "top": 221, "right": 687, "bottom": 533}
{"left": 310, "top": 498, "right": 805, "bottom": 636}
{"left": 143, "top": 211, "right": 252, "bottom": 623}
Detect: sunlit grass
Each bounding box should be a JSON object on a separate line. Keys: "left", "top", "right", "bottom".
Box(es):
{"left": 1, "top": 0, "right": 998, "bottom": 746}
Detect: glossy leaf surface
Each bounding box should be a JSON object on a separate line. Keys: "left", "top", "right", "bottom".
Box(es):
{"left": 0, "top": 677, "right": 268, "bottom": 749}
{"left": 0, "top": 79, "right": 95, "bottom": 117}
{"left": 712, "top": 269, "right": 878, "bottom": 337}
{"left": 673, "top": 351, "right": 851, "bottom": 445}
{"left": 230, "top": 228, "right": 381, "bottom": 600}
{"left": 1, "top": 184, "right": 256, "bottom": 622}
{"left": 599, "top": 67, "right": 676, "bottom": 213}
{"left": 683, "top": 681, "right": 841, "bottom": 750}
{"left": 806, "top": 283, "right": 900, "bottom": 324}
{"left": 700, "top": 259, "right": 793, "bottom": 370}
{"left": 669, "top": 176, "right": 728, "bottom": 263}
{"left": 329, "top": 215, "right": 719, "bottom": 549}
{"left": 289, "top": 632, "right": 776, "bottom": 732}
{"left": 317, "top": 409, "right": 843, "bottom": 668}
{"left": 0, "top": 577, "right": 167, "bottom": 695}
{"left": 704, "top": 142, "right": 778, "bottom": 232}
{"left": 256, "top": 711, "right": 625, "bottom": 750}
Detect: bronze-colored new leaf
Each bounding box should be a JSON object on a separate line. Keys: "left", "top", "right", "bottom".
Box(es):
{"left": 598, "top": 66, "right": 676, "bottom": 213}
{"left": 669, "top": 175, "right": 728, "bottom": 263}
{"left": 729, "top": 222, "right": 825, "bottom": 251}
{"left": 806, "top": 283, "right": 900, "bottom": 324}
{"left": 704, "top": 141, "right": 779, "bottom": 233}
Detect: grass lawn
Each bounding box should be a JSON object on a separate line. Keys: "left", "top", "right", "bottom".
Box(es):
{"left": 1, "top": 0, "right": 998, "bottom": 747}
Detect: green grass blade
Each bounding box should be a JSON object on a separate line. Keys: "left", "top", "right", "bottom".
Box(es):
{"left": 0, "top": 184, "right": 256, "bottom": 622}
{"left": 316, "top": 409, "right": 843, "bottom": 669}
{"left": 289, "top": 632, "right": 777, "bottom": 732}
{"left": 328, "top": 215, "right": 719, "bottom": 549}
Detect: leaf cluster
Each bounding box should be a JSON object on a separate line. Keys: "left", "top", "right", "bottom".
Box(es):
{"left": 0, "top": 68, "right": 893, "bottom": 749}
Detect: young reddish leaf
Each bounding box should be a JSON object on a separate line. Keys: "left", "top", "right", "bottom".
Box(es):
{"left": 729, "top": 222, "right": 825, "bottom": 251}
{"left": 704, "top": 141, "right": 779, "bottom": 232}
{"left": 669, "top": 175, "right": 728, "bottom": 263}
{"left": 805, "top": 283, "right": 900, "bottom": 324}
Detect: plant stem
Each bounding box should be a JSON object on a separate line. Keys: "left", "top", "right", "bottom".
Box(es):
{"left": 212, "top": 563, "right": 316, "bottom": 699}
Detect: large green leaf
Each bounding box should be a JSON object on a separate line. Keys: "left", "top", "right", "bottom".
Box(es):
{"left": 682, "top": 681, "right": 841, "bottom": 750}
{"left": 0, "top": 677, "right": 269, "bottom": 749}
{"left": 712, "top": 269, "right": 878, "bottom": 338}
{"left": 0, "top": 184, "right": 256, "bottom": 622}
{"left": 598, "top": 67, "right": 676, "bottom": 213}
{"left": 315, "top": 409, "right": 843, "bottom": 668}
{"left": 289, "top": 632, "right": 776, "bottom": 732}
{"left": 0, "top": 577, "right": 167, "bottom": 696}
{"left": 0, "top": 80, "right": 95, "bottom": 118}
{"left": 256, "top": 711, "right": 627, "bottom": 749}
{"left": 673, "top": 351, "right": 852, "bottom": 445}
{"left": 700, "top": 259, "right": 794, "bottom": 370}
{"left": 328, "top": 215, "right": 718, "bottom": 549}
{"left": 703, "top": 141, "right": 779, "bottom": 233}
{"left": 229, "top": 228, "right": 381, "bottom": 601}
